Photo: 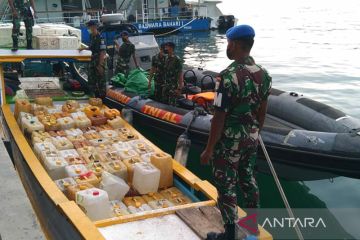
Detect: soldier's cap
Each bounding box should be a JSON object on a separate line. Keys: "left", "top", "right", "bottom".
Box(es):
{"left": 226, "top": 25, "right": 255, "bottom": 40}
{"left": 160, "top": 43, "right": 166, "bottom": 50}
{"left": 165, "top": 42, "right": 176, "bottom": 49}
{"left": 86, "top": 20, "right": 98, "bottom": 27}
{"left": 120, "top": 31, "right": 129, "bottom": 36}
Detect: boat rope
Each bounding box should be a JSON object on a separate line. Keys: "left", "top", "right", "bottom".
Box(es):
{"left": 154, "top": 18, "right": 198, "bottom": 37}
{"left": 259, "top": 135, "right": 304, "bottom": 240}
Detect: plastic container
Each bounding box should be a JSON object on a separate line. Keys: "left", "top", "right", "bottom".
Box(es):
{"left": 83, "top": 130, "right": 101, "bottom": 140}
{"left": 123, "top": 196, "right": 153, "bottom": 214}
{"left": 89, "top": 115, "right": 108, "bottom": 126}
{"left": 160, "top": 187, "right": 192, "bottom": 206}
{"left": 101, "top": 151, "right": 121, "bottom": 162}
{"left": 88, "top": 98, "right": 103, "bottom": 107}
{"left": 65, "top": 128, "right": 83, "bottom": 137}
{"left": 110, "top": 200, "right": 130, "bottom": 217}
{"left": 132, "top": 162, "right": 160, "bottom": 194}
{"left": 77, "top": 146, "right": 103, "bottom": 163}
{"left": 51, "top": 136, "right": 74, "bottom": 150}
{"left": 62, "top": 100, "right": 80, "bottom": 113}
{"left": 71, "top": 111, "right": 87, "bottom": 119}
{"left": 66, "top": 134, "right": 87, "bottom": 142}
{"left": 99, "top": 130, "right": 118, "bottom": 139}
{"left": 14, "top": 99, "right": 31, "bottom": 119}
{"left": 95, "top": 124, "right": 114, "bottom": 132}
{"left": 100, "top": 171, "right": 130, "bottom": 200}
{"left": 150, "top": 152, "right": 173, "bottom": 189}
{"left": 22, "top": 116, "right": 45, "bottom": 134}
{"left": 73, "top": 116, "right": 92, "bottom": 129}
{"left": 65, "top": 156, "right": 86, "bottom": 165}
{"left": 35, "top": 96, "right": 53, "bottom": 107}
{"left": 118, "top": 149, "right": 139, "bottom": 161}
{"left": 17, "top": 112, "right": 33, "bottom": 125}
{"left": 31, "top": 130, "right": 52, "bottom": 145}
{"left": 74, "top": 171, "right": 100, "bottom": 187}
{"left": 65, "top": 164, "right": 88, "bottom": 177}
{"left": 140, "top": 153, "right": 154, "bottom": 163}
{"left": 49, "top": 130, "right": 67, "bottom": 138}
{"left": 40, "top": 115, "right": 60, "bottom": 131}
{"left": 103, "top": 160, "right": 128, "bottom": 181}
{"left": 123, "top": 157, "right": 143, "bottom": 183}
{"left": 43, "top": 156, "right": 68, "bottom": 180}
{"left": 112, "top": 142, "right": 130, "bottom": 152}
{"left": 66, "top": 182, "right": 93, "bottom": 201}
{"left": 96, "top": 144, "right": 116, "bottom": 155}
{"left": 59, "top": 149, "right": 79, "bottom": 159}
{"left": 107, "top": 117, "right": 126, "bottom": 129}
{"left": 118, "top": 128, "right": 138, "bottom": 141}
{"left": 34, "top": 142, "right": 57, "bottom": 159}
{"left": 104, "top": 109, "right": 120, "bottom": 120}
{"left": 76, "top": 188, "right": 111, "bottom": 221}
{"left": 89, "top": 138, "right": 110, "bottom": 147}
{"left": 88, "top": 161, "right": 105, "bottom": 177}
{"left": 73, "top": 140, "right": 92, "bottom": 149}
{"left": 129, "top": 140, "right": 154, "bottom": 155}
{"left": 57, "top": 117, "right": 75, "bottom": 130}
{"left": 54, "top": 177, "right": 77, "bottom": 192}
{"left": 53, "top": 112, "right": 71, "bottom": 119}
{"left": 143, "top": 193, "right": 174, "bottom": 209}
{"left": 32, "top": 104, "right": 49, "bottom": 116}
{"left": 84, "top": 106, "right": 101, "bottom": 118}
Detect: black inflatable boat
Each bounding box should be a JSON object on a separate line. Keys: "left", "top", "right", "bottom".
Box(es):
{"left": 72, "top": 64, "right": 360, "bottom": 178}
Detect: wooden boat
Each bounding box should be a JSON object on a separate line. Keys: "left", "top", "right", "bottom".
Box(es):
{"left": 0, "top": 50, "right": 272, "bottom": 240}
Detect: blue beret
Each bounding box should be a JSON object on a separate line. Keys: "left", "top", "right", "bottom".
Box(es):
{"left": 226, "top": 25, "right": 255, "bottom": 40}
{"left": 120, "top": 31, "right": 129, "bottom": 36}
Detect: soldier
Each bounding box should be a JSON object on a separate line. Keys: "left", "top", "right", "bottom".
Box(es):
{"left": 81, "top": 20, "right": 107, "bottom": 99}
{"left": 200, "top": 25, "right": 272, "bottom": 240}
{"left": 8, "top": 0, "right": 36, "bottom": 51}
{"left": 148, "top": 43, "right": 166, "bottom": 101}
{"left": 162, "top": 42, "right": 184, "bottom": 105}
{"left": 114, "top": 31, "right": 138, "bottom": 76}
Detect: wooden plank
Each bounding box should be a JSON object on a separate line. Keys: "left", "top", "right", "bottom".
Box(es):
{"left": 176, "top": 208, "right": 223, "bottom": 240}
{"left": 199, "top": 206, "right": 225, "bottom": 232}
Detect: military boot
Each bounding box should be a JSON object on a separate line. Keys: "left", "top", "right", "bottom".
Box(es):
{"left": 206, "top": 224, "right": 235, "bottom": 240}
{"left": 26, "top": 40, "right": 33, "bottom": 49}
{"left": 11, "top": 39, "right": 18, "bottom": 51}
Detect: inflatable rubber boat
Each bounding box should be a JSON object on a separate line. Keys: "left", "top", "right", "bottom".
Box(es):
{"left": 102, "top": 67, "right": 360, "bottom": 179}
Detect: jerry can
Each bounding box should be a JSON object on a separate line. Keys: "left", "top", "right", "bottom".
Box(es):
{"left": 100, "top": 171, "right": 130, "bottom": 201}
{"left": 17, "top": 112, "right": 33, "bottom": 126}
{"left": 107, "top": 116, "right": 126, "bottom": 129}
{"left": 53, "top": 112, "right": 71, "bottom": 119}
{"left": 89, "top": 115, "right": 108, "bottom": 126}
{"left": 66, "top": 134, "right": 87, "bottom": 143}
{"left": 99, "top": 130, "right": 118, "bottom": 139}
{"left": 34, "top": 142, "right": 57, "bottom": 159}
{"left": 95, "top": 124, "right": 114, "bottom": 131}
{"left": 88, "top": 98, "right": 103, "bottom": 107}
{"left": 132, "top": 162, "right": 160, "bottom": 194}
{"left": 65, "top": 156, "right": 86, "bottom": 166}
{"left": 14, "top": 99, "right": 31, "bottom": 119}
{"left": 31, "top": 130, "right": 52, "bottom": 145}
{"left": 59, "top": 149, "right": 79, "bottom": 159}
{"left": 66, "top": 182, "right": 93, "bottom": 201}
{"left": 77, "top": 146, "right": 99, "bottom": 162}
{"left": 62, "top": 100, "right": 80, "bottom": 113}
{"left": 65, "top": 128, "right": 83, "bottom": 137}
{"left": 112, "top": 142, "right": 130, "bottom": 152}
{"left": 123, "top": 196, "right": 153, "bottom": 214}
{"left": 88, "top": 161, "right": 105, "bottom": 177}
{"left": 103, "top": 160, "right": 128, "bottom": 181}
{"left": 104, "top": 109, "right": 120, "bottom": 120}
{"left": 83, "top": 130, "right": 101, "bottom": 140}
{"left": 57, "top": 117, "right": 75, "bottom": 130}
{"left": 84, "top": 106, "right": 101, "bottom": 118}
{"left": 65, "top": 164, "right": 89, "bottom": 178}
{"left": 35, "top": 96, "right": 53, "bottom": 107}
{"left": 118, "top": 149, "right": 139, "bottom": 161}
{"left": 118, "top": 128, "right": 138, "bottom": 141}
{"left": 72, "top": 140, "right": 92, "bottom": 149}
{"left": 110, "top": 200, "right": 130, "bottom": 217}
{"left": 51, "top": 136, "right": 74, "bottom": 150}
{"left": 43, "top": 156, "right": 69, "bottom": 180}
{"left": 54, "top": 177, "right": 77, "bottom": 192}
{"left": 22, "top": 115, "right": 45, "bottom": 134}
{"left": 142, "top": 192, "right": 174, "bottom": 209}
{"left": 129, "top": 140, "right": 154, "bottom": 155}
{"left": 73, "top": 116, "right": 92, "bottom": 129}
{"left": 101, "top": 151, "right": 121, "bottom": 162}
{"left": 96, "top": 144, "right": 116, "bottom": 155}
{"left": 49, "top": 130, "right": 67, "bottom": 138}
{"left": 74, "top": 171, "right": 100, "bottom": 187}
{"left": 123, "top": 157, "right": 143, "bottom": 183}
{"left": 89, "top": 138, "right": 110, "bottom": 147}
{"left": 160, "top": 187, "right": 192, "bottom": 206}
{"left": 40, "top": 114, "right": 60, "bottom": 132}
{"left": 150, "top": 152, "right": 173, "bottom": 189}
{"left": 71, "top": 111, "right": 86, "bottom": 119}
{"left": 76, "top": 188, "right": 112, "bottom": 221}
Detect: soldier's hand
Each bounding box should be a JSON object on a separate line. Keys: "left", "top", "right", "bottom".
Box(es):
{"left": 200, "top": 149, "right": 212, "bottom": 165}
{"left": 13, "top": 11, "right": 18, "bottom": 18}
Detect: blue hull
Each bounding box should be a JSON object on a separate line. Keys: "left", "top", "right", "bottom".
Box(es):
{"left": 133, "top": 18, "right": 211, "bottom": 33}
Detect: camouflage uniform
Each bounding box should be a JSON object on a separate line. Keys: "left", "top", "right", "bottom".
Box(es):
{"left": 212, "top": 56, "right": 272, "bottom": 226}
{"left": 88, "top": 33, "right": 107, "bottom": 98}
{"left": 151, "top": 53, "right": 166, "bottom": 101}
{"left": 162, "top": 55, "right": 183, "bottom": 105}
{"left": 12, "top": 0, "right": 34, "bottom": 47}
{"left": 115, "top": 41, "right": 135, "bottom": 77}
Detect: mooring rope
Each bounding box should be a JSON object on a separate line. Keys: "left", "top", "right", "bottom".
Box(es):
{"left": 154, "top": 18, "right": 198, "bottom": 37}
{"left": 259, "top": 135, "right": 304, "bottom": 240}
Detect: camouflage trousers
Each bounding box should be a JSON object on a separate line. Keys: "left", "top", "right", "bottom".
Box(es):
{"left": 212, "top": 143, "right": 260, "bottom": 225}
{"left": 161, "top": 84, "right": 178, "bottom": 106}
{"left": 12, "top": 9, "right": 34, "bottom": 42}
{"left": 115, "top": 58, "right": 130, "bottom": 77}
{"left": 88, "top": 59, "right": 107, "bottom": 99}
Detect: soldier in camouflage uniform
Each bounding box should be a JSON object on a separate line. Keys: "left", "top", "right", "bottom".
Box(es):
{"left": 162, "top": 42, "right": 184, "bottom": 105}
{"left": 148, "top": 43, "right": 166, "bottom": 101}
{"left": 8, "top": 0, "right": 36, "bottom": 51}
{"left": 115, "top": 31, "right": 138, "bottom": 77}
{"left": 201, "top": 25, "right": 272, "bottom": 240}
{"left": 83, "top": 20, "right": 107, "bottom": 99}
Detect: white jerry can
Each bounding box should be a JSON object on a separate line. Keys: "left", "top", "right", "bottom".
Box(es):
{"left": 76, "top": 188, "right": 112, "bottom": 221}
{"left": 132, "top": 162, "right": 160, "bottom": 195}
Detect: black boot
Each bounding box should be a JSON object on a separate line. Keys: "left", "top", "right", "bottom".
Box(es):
{"left": 26, "top": 40, "right": 33, "bottom": 50}
{"left": 11, "top": 39, "right": 18, "bottom": 51}
{"left": 206, "top": 224, "right": 235, "bottom": 240}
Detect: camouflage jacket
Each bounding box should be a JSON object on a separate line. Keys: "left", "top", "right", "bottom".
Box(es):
{"left": 164, "top": 55, "right": 183, "bottom": 87}
{"left": 151, "top": 53, "right": 166, "bottom": 84}
{"left": 118, "top": 42, "right": 135, "bottom": 64}
{"left": 13, "top": 0, "right": 29, "bottom": 9}
{"left": 213, "top": 56, "right": 272, "bottom": 150}
{"left": 89, "top": 33, "right": 106, "bottom": 60}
